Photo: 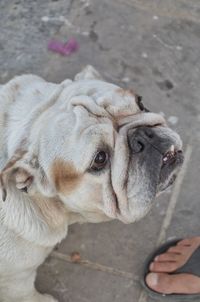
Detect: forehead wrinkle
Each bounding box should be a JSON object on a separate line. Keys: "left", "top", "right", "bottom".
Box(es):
{"left": 81, "top": 123, "right": 115, "bottom": 149}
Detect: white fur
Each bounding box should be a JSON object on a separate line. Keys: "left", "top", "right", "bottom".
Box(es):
{"left": 0, "top": 66, "right": 182, "bottom": 301}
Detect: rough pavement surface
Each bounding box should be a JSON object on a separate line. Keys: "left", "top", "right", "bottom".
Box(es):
{"left": 1, "top": 0, "right": 200, "bottom": 301}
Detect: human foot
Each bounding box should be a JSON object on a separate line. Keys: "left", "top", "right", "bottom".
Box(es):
{"left": 145, "top": 237, "right": 200, "bottom": 294}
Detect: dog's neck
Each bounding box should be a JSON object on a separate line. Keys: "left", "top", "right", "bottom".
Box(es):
{"left": 0, "top": 186, "right": 88, "bottom": 247}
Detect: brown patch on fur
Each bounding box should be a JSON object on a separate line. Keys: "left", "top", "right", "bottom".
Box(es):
{"left": 116, "top": 88, "right": 135, "bottom": 97}
{"left": 31, "top": 193, "right": 67, "bottom": 228}
{"left": 51, "top": 159, "right": 82, "bottom": 195}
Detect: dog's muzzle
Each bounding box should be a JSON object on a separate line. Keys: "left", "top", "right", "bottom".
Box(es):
{"left": 127, "top": 126, "right": 184, "bottom": 190}
{"left": 128, "top": 126, "right": 183, "bottom": 163}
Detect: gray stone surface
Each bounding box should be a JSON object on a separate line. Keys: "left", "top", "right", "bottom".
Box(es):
{"left": 36, "top": 258, "right": 140, "bottom": 302}
{"left": 1, "top": 0, "right": 200, "bottom": 301}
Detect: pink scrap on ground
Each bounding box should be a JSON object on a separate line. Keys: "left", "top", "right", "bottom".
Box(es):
{"left": 48, "top": 38, "right": 79, "bottom": 56}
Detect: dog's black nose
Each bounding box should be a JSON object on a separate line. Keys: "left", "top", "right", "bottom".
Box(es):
{"left": 128, "top": 127, "right": 155, "bottom": 153}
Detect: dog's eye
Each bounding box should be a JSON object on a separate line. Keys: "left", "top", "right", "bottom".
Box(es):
{"left": 90, "top": 151, "right": 109, "bottom": 171}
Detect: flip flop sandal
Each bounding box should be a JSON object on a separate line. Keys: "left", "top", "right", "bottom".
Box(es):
{"left": 142, "top": 239, "right": 200, "bottom": 301}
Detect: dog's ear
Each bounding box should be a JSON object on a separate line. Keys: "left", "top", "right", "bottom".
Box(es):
{"left": 74, "top": 65, "right": 103, "bottom": 81}
{"left": 0, "top": 150, "right": 54, "bottom": 202}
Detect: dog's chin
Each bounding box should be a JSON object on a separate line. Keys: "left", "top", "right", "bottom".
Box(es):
{"left": 117, "top": 174, "right": 176, "bottom": 224}
{"left": 157, "top": 173, "right": 177, "bottom": 194}
{"left": 116, "top": 196, "right": 154, "bottom": 224}
{"left": 115, "top": 184, "right": 156, "bottom": 224}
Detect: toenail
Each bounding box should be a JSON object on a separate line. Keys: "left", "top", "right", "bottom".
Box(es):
{"left": 154, "top": 256, "right": 159, "bottom": 261}
{"left": 150, "top": 262, "right": 154, "bottom": 270}
{"left": 146, "top": 273, "right": 158, "bottom": 287}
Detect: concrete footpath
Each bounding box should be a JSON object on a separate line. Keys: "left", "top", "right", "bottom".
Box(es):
{"left": 1, "top": 0, "right": 200, "bottom": 301}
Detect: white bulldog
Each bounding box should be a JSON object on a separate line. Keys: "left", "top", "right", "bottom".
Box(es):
{"left": 0, "top": 66, "right": 183, "bottom": 302}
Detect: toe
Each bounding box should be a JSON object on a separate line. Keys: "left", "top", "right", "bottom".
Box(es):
{"left": 155, "top": 252, "right": 179, "bottom": 262}
{"left": 145, "top": 272, "right": 172, "bottom": 294}
{"left": 177, "top": 237, "right": 200, "bottom": 247}
{"left": 177, "top": 238, "right": 193, "bottom": 246}
{"left": 146, "top": 273, "right": 159, "bottom": 290}
{"left": 167, "top": 245, "right": 184, "bottom": 254}
{"left": 146, "top": 273, "right": 200, "bottom": 295}
{"left": 150, "top": 261, "right": 178, "bottom": 273}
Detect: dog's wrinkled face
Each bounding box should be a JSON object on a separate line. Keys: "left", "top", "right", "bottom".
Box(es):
{"left": 0, "top": 67, "right": 183, "bottom": 224}
{"left": 36, "top": 68, "right": 182, "bottom": 224}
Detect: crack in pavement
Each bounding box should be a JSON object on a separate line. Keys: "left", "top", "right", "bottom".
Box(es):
{"left": 51, "top": 251, "right": 139, "bottom": 282}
